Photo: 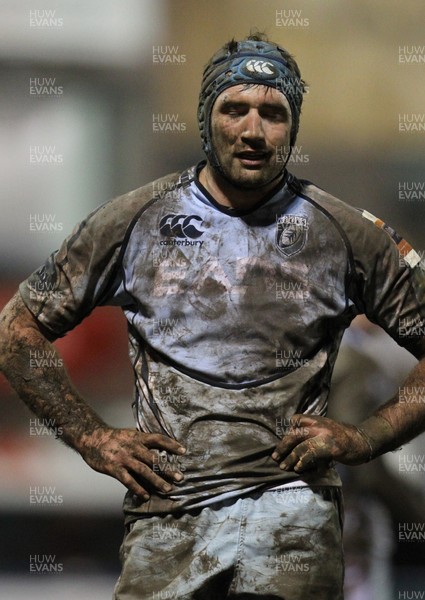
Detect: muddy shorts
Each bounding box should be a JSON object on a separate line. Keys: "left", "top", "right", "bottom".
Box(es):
{"left": 113, "top": 486, "right": 344, "bottom": 600}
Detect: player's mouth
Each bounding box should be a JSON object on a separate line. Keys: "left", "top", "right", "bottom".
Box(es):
{"left": 235, "top": 151, "right": 269, "bottom": 167}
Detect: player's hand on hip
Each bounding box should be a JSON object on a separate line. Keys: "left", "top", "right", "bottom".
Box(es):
{"left": 271, "top": 414, "right": 371, "bottom": 473}
{"left": 78, "top": 427, "right": 186, "bottom": 501}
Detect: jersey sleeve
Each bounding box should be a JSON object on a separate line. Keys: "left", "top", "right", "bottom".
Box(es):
{"left": 19, "top": 189, "right": 147, "bottom": 337}
{"left": 348, "top": 208, "right": 425, "bottom": 358}
{"left": 300, "top": 181, "right": 425, "bottom": 359}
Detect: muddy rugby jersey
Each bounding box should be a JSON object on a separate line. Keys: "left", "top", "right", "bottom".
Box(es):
{"left": 20, "top": 162, "right": 425, "bottom": 516}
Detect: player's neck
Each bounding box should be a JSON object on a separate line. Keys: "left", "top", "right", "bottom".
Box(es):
{"left": 199, "top": 163, "right": 283, "bottom": 211}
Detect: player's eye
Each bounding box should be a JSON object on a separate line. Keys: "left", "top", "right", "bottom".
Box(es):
{"left": 260, "top": 109, "right": 287, "bottom": 122}
{"left": 220, "top": 103, "right": 248, "bottom": 117}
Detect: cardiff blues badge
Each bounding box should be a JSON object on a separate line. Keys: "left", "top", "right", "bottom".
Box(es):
{"left": 276, "top": 214, "right": 308, "bottom": 257}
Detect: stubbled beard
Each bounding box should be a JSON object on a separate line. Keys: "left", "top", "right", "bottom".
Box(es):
{"left": 210, "top": 140, "right": 289, "bottom": 190}
{"left": 213, "top": 160, "right": 284, "bottom": 190}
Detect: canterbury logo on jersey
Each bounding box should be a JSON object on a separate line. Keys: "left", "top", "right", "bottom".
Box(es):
{"left": 241, "top": 59, "right": 278, "bottom": 78}
{"left": 159, "top": 214, "right": 205, "bottom": 247}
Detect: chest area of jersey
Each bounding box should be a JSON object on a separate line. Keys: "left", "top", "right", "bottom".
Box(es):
{"left": 123, "top": 198, "right": 347, "bottom": 314}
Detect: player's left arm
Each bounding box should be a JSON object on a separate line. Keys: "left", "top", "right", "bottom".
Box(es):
{"left": 272, "top": 344, "right": 425, "bottom": 472}
{"left": 273, "top": 206, "right": 425, "bottom": 473}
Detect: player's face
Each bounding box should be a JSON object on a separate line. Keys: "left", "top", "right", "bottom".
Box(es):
{"left": 210, "top": 84, "right": 292, "bottom": 189}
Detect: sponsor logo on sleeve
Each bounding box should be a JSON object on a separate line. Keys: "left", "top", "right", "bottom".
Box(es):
{"left": 360, "top": 209, "right": 421, "bottom": 268}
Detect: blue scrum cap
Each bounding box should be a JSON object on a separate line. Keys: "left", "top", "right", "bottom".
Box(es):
{"left": 198, "top": 38, "right": 306, "bottom": 168}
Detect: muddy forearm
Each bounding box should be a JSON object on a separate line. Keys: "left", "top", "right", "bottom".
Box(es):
{"left": 0, "top": 294, "right": 107, "bottom": 452}
{"left": 357, "top": 357, "right": 425, "bottom": 460}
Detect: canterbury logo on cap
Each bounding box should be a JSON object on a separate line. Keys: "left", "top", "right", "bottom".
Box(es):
{"left": 242, "top": 59, "right": 278, "bottom": 78}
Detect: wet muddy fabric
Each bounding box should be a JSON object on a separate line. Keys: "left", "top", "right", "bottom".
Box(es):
{"left": 19, "top": 163, "right": 425, "bottom": 515}
{"left": 113, "top": 486, "right": 344, "bottom": 600}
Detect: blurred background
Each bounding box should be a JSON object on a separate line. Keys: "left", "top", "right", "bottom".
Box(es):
{"left": 0, "top": 0, "right": 424, "bottom": 598}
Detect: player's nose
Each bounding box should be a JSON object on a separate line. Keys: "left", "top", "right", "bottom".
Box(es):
{"left": 240, "top": 109, "right": 265, "bottom": 141}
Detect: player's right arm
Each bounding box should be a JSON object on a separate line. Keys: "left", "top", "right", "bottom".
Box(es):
{"left": 0, "top": 292, "right": 185, "bottom": 501}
